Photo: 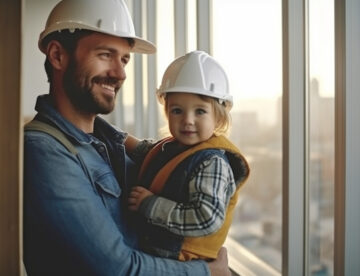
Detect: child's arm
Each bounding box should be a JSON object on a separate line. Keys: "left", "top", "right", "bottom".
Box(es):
{"left": 130, "top": 156, "right": 237, "bottom": 237}
{"left": 124, "top": 134, "right": 141, "bottom": 153}
{"left": 128, "top": 186, "right": 154, "bottom": 211}
{"left": 124, "top": 135, "right": 156, "bottom": 163}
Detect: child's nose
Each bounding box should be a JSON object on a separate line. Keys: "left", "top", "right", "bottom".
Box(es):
{"left": 183, "top": 113, "right": 194, "bottom": 125}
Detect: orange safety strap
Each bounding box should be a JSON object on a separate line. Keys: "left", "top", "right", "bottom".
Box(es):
{"left": 137, "top": 136, "right": 175, "bottom": 182}
{"left": 139, "top": 135, "right": 240, "bottom": 194}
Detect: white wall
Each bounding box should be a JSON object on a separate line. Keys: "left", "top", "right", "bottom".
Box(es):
{"left": 22, "top": 0, "right": 58, "bottom": 119}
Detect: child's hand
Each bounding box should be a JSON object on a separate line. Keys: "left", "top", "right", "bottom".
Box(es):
{"left": 128, "top": 186, "right": 154, "bottom": 211}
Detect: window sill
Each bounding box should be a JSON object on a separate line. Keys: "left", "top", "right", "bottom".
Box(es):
{"left": 225, "top": 237, "right": 281, "bottom": 276}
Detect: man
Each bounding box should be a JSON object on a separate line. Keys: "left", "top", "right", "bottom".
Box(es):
{"left": 23, "top": 0, "right": 231, "bottom": 275}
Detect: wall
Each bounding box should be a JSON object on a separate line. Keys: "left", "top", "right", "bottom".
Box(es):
{"left": 0, "top": 0, "right": 22, "bottom": 274}
{"left": 22, "top": 0, "right": 58, "bottom": 119}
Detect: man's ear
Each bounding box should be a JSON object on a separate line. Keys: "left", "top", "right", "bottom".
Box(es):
{"left": 46, "top": 40, "right": 68, "bottom": 70}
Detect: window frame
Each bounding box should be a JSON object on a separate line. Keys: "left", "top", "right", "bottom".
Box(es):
{"left": 282, "top": 0, "right": 307, "bottom": 274}
{"left": 334, "top": 0, "right": 360, "bottom": 274}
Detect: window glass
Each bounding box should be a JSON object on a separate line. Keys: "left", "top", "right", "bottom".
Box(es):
{"left": 155, "top": 0, "right": 175, "bottom": 135}
{"left": 308, "top": 1, "right": 334, "bottom": 275}
{"left": 212, "top": 0, "right": 282, "bottom": 271}
{"left": 187, "top": 0, "right": 197, "bottom": 52}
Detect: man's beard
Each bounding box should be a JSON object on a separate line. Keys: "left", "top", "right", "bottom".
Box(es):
{"left": 63, "top": 58, "right": 121, "bottom": 115}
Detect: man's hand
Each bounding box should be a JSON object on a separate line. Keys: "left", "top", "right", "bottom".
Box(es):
{"left": 208, "top": 247, "right": 231, "bottom": 276}
{"left": 128, "top": 186, "right": 153, "bottom": 211}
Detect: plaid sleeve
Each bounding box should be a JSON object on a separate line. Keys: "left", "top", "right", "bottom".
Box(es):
{"left": 139, "top": 155, "right": 237, "bottom": 237}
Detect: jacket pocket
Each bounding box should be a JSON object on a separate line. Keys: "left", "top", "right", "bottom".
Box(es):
{"left": 95, "top": 171, "right": 121, "bottom": 198}
{"left": 94, "top": 171, "right": 123, "bottom": 225}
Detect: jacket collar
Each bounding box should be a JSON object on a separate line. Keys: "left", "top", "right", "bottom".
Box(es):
{"left": 34, "top": 94, "right": 127, "bottom": 145}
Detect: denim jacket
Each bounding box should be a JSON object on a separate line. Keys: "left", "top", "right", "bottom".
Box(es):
{"left": 24, "top": 94, "right": 209, "bottom": 276}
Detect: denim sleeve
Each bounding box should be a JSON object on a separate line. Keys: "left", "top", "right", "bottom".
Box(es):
{"left": 24, "top": 132, "right": 209, "bottom": 276}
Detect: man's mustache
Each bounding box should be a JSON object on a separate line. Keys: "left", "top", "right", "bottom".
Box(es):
{"left": 92, "top": 76, "right": 122, "bottom": 90}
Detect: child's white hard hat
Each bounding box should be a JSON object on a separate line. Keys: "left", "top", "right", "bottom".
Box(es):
{"left": 157, "top": 51, "right": 232, "bottom": 109}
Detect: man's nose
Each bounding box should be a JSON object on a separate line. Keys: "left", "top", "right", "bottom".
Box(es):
{"left": 109, "top": 60, "right": 126, "bottom": 81}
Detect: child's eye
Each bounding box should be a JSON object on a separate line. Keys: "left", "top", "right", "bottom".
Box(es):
{"left": 196, "top": 109, "right": 207, "bottom": 115}
{"left": 170, "top": 108, "right": 182, "bottom": 114}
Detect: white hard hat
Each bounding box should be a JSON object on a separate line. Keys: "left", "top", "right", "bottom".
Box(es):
{"left": 157, "top": 51, "right": 233, "bottom": 109}
{"left": 38, "top": 0, "right": 156, "bottom": 54}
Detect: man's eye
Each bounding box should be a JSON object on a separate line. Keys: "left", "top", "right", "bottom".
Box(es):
{"left": 99, "top": 53, "right": 111, "bottom": 59}
{"left": 122, "top": 57, "right": 130, "bottom": 66}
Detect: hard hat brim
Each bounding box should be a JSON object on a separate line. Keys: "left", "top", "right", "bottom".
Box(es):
{"left": 157, "top": 88, "right": 233, "bottom": 109}
{"left": 38, "top": 25, "right": 156, "bottom": 54}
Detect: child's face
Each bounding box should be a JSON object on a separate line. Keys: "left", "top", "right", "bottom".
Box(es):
{"left": 166, "top": 92, "right": 217, "bottom": 146}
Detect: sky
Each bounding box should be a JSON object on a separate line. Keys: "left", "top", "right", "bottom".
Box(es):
{"left": 212, "top": 0, "right": 334, "bottom": 102}
{"left": 212, "top": 0, "right": 283, "bottom": 102}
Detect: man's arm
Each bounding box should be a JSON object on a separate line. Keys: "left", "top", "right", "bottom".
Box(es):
{"left": 208, "top": 247, "right": 232, "bottom": 276}
{"left": 24, "top": 132, "right": 211, "bottom": 275}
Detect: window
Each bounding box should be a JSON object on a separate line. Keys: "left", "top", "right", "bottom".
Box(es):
{"left": 308, "top": 1, "right": 334, "bottom": 274}
{"left": 120, "top": 0, "right": 338, "bottom": 275}
{"left": 212, "top": 0, "right": 283, "bottom": 273}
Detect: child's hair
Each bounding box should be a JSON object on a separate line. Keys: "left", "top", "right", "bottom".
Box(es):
{"left": 163, "top": 93, "right": 231, "bottom": 136}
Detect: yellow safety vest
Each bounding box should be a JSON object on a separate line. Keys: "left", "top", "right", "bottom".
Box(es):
{"left": 138, "top": 135, "right": 250, "bottom": 260}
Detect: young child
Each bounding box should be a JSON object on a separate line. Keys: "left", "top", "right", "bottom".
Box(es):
{"left": 127, "top": 51, "right": 250, "bottom": 261}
